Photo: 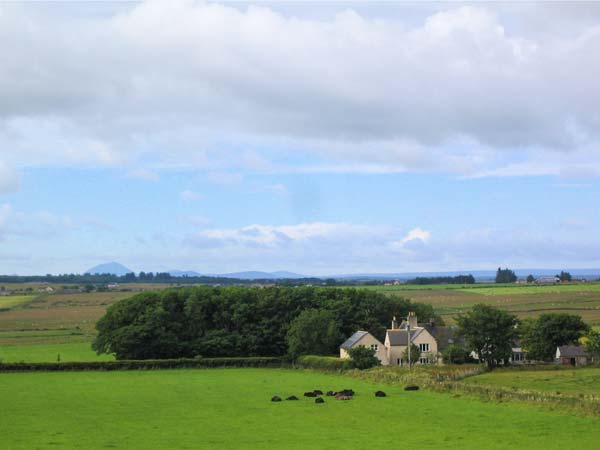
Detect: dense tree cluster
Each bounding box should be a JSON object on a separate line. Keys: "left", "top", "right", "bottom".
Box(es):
{"left": 406, "top": 275, "right": 475, "bottom": 285}
{"left": 495, "top": 267, "right": 517, "bottom": 283}
{"left": 520, "top": 313, "right": 589, "bottom": 361}
{"left": 93, "top": 286, "right": 437, "bottom": 360}
{"left": 456, "top": 304, "right": 519, "bottom": 367}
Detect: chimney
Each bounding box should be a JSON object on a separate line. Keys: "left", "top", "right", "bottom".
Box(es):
{"left": 408, "top": 311, "right": 418, "bottom": 329}
{"left": 391, "top": 316, "right": 398, "bottom": 330}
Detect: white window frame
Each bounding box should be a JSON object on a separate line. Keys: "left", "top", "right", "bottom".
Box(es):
{"left": 419, "top": 343, "right": 430, "bottom": 353}
{"left": 370, "top": 344, "right": 379, "bottom": 351}
{"left": 419, "top": 357, "right": 428, "bottom": 365}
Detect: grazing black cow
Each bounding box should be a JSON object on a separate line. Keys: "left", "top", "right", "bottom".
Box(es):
{"left": 313, "top": 390, "right": 323, "bottom": 395}
{"left": 271, "top": 396, "right": 282, "bottom": 402}
{"left": 375, "top": 391, "right": 386, "bottom": 397}
{"left": 339, "top": 389, "right": 354, "bottom": 396}
{"left": 286, "top": 395, "right": 299, "bottom": 401}
{"left": 315, "top": 397, "right": 325, "bottom": 404}
{"left": 326, "top": 391, "right": 336, "bottom": 396}
{"left": 304, "top": 391, "right": 317, "bottom": 397}
{"left": 404, "top": 385, "right": 419, "bottom": 391}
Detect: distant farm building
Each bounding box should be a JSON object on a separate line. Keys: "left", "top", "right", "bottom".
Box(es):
{"left": 555, "top": 345, "right": 590, "bottom": 366}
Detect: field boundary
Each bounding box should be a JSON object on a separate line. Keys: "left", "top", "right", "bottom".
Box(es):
{"left": 0, "top": 356, "right": 284, "bottom": 372}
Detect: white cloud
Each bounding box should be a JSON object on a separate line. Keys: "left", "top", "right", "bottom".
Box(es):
{"left": 179, "top": 190, "right": 202, "bottom": 202}
{"left": 0, "top": 2, "right": 598, "bottom": 177}
{"left": 397, "top": 227, "right": 431, "bottom": 246}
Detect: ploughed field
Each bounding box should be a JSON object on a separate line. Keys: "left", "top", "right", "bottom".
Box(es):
{"left": 367, "top": 282, "right": 600, "bottom": 325}
{"left": 1, "top": 368, "right": 599, "bottom": 450}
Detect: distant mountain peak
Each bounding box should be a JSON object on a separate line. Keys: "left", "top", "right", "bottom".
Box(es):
{"left": 85, "top": 262, "right": 133, "bottom": 276}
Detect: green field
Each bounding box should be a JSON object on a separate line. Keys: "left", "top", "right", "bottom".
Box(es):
{"left": 1, "top": 368, "right": 598, "bottom": 450}
{"left": 464, "top": 368, "right": 600, "bottom": 396}
{"left": 0, "top": 342, "right": 113, "bottom": 362}
{"left": 0, "top": 295, "right": 36, "bottom": 310}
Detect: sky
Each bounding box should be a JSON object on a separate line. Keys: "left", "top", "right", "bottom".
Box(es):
{"left": 1, "top": 1, "right": 600, "bottom": 276}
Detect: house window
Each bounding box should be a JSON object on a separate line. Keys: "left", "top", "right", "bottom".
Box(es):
{"left": 513, "top": 352, "right": 523, "bottom": 362}
{"left": 419, "top": 343, "right": 430, "bottom": 353}
{"left": 370, "top": 344, "right": 379, "bottom": 351}
{"left": 419, "top": 357, "right": 428, "bottom": 365}
{"left": 397, "top": 358, "right": 401, "bottom": 366}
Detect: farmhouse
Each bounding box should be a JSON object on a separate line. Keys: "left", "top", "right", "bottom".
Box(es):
{"left": 555, "top": 345, "right": 590, "bottom": 366}
{"left": 340, "top": 312, "right": 457, "bottom": 365}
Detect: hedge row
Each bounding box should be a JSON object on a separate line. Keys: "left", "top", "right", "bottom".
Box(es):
{"left": 295, "top": 355, "right": 350, "bottom": 371}
{"left": 0, "top": 357, "right": 283, "bottom": 372}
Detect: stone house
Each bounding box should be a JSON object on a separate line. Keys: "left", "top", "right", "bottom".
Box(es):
{"left": 340, "top": 312, "right": 457, "bottom": 365}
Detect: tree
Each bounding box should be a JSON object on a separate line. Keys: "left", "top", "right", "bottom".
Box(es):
{"left": 495, "top": 267, "right": 517, "bottom": 283}
{"left": 521, "top": 313, "right": 590, "bottom": 361}
{"left": 557, "top": 271, "right": 572, "bottom": 282}
{"left": 526, "top": 274, "right": 535, "bottom": 284}
{"left": 456, "top": 304, "right": 519, "bottom": 367}
{"left": 347, "top": 346, "right": 380, "bottom": 370}
{"left": 584, "top": 330, "right": 600, "bottom": 360}
{"left": 441, "top": 345, "right": 472, "bottom": 364}
{"left": 286, "top": 309, "right": 343, "bottom": 357}
{"left": 401, "top": 343, "right": 421, "bottom": 366}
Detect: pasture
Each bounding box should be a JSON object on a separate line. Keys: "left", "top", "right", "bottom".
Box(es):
{"left": 1, "top": 368, "right": 599, "bottom": 450}
{"left": 463, "top": 367, "right": 600, "bottom": 396}
{"left": 0, "top": 342, "right": 112, "bottom": 362}
{"left": 369, "top": 282, "right": 600, "bottom": 325}
{"left": 0, "top": 294, "right": 36, "bottom": 311}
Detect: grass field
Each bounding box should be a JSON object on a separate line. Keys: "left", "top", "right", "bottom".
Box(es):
{"left": 368, "top": 282, "right": 600, "bottom": 325}
{"left": 0, "top": 342, "right": 113, "bottom": 362}
{"left": 0, "top": 295, "right": 36, "bottom": 310}
{"left": 1, "top": 368, "right": 598, "bottom": 450}
{"left": 463, "top": 367, "right": 600, "bottom": 396}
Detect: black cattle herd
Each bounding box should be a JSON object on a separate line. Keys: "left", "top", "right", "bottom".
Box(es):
{"left": 271, "top": 386, "right": 418, "bottom": 403}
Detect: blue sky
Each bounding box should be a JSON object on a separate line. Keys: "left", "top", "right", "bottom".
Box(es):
{"left": 1, "top": 1, "right": 600, "bottom": 275}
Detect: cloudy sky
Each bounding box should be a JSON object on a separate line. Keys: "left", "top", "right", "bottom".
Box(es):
{"left": 1, "top": 1, "right": 600, "bottom": 275}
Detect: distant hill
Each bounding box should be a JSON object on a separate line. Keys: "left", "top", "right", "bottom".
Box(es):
{"left": 219, "top": 271, "right": 305, "bottom": 280}
{"left": 85, "top": 262, "right": 133, "bottom": 276}
{"left": 169, "top": 270, "right": 203, "bottom": 277}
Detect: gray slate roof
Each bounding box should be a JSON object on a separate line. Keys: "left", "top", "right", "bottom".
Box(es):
{"left": 386, "top": 329, "right": 422, "bottom": 346}
{"left": 340, "top": 330, "right": 369, "bottom": 349}
{"left": 557, "top": 345, "right": 588, "bottom": 358}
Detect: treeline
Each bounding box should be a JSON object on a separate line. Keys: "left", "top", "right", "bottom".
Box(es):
{"left": 406, "top": 275, "right": 475, "bottom": 285}
{"left": 0, "top": 273, "right": 330, "bottom": 286}
{"left": 93, "top": 286, "right": 437, "bottom": 360}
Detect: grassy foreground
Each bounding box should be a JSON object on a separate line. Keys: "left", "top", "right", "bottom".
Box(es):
{"left": 1, "top": 368, "right": 599, "bottom": 450}
{"left": 0, "top": 342, "right": 113, "bottom": 362}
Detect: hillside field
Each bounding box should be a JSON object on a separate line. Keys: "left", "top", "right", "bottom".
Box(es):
{"left": 367, "top": 282, "right": 600, "bottom": 325}
{"left": 1, "top": 368, "right": 599, "bottom": 450}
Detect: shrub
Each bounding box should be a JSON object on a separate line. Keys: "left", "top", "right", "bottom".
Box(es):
{"left": 441, "top": 345, "right": 473, "bottom": 364}
{"left": 347, "top": 346, "right": 381, "bottom": 370}
{"left": 295, "top": 355, "right": 350, "bottom": 371}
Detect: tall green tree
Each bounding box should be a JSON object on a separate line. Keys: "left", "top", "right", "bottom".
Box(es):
{"left": 347, "top": 346, "right": 380, "bottom": 370}
{"left": 584, "top": 330, "right": 600, "bottom": 360}
{"left": 401, "top": 343, "right": 421, "bottom": 366}
{"left": 557, "top": 271, "right": 572, "bottom": 282}
{"left": 495, "top": 267, "right": 517, "bottom": 283}
{"left": 521, "top": 313, "right": 589, "bottom": 361}
{"left": 456, "top": 304, "right": 519, "bottom": 367}
{"left": 286, "top": 309, "right": 343, "bottom": 357}
{"left": 526, "top": 274, "right": 535, "bottom": 283}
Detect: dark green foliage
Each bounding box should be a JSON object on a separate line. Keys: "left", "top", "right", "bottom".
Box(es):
{"left": 521, "top": 314, "right": 590, "bottom": 361}
{"left": 347, "top": 346, "right": 380, "bottom": 370}
{"left": 557, "top": 271, "right": 572, "bottom": 282}
{"left": 456, "top": 304, "right": 519, "bottom": 367}
{"left": 495, "top": 267, "right": 517, "bottom": 283}
{"left": 526, "top": 274, "right": 535, "bottom": 283}
{"left": 441, "top": 344, "right": 473, "bottom": 364}
{"left": 401, "top": 343, "right": 421, "bottom": 366}
{"left": 584, "top": 330, "right": 600, "bottom": 359}
{"left": 93, "top": 286, "right": 431, "bottom": 360}
{"left": 0, "top": 357, "right": 283, "bottom": 372}
{"left": 406, "top": 274, "right": 475, "bottom": 285}
{"left": 286, "top": 309, "right": 343, "bottom": 357}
